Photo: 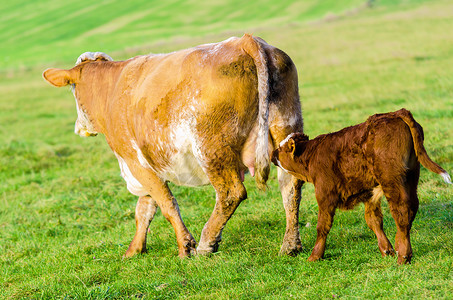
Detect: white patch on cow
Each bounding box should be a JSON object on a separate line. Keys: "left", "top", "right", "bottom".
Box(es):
{"left": 71, "top": 86, "right": 98, "bottom": 137}
{"left": 223, "top": 36, "right": 237, "bottom": 43}
{"left": 114, "top": 152, "right": 148, "bottom": 197}
{"left": 441, "top": 172, "right": 452, "bottom": 184}
{"left": 159, "top": 120, "right": 210, "bottom": 187}
{"left": 277, "top": 168, "right": 293, "bottom": 203}
{"left": 70, "top": 52, "right": 112, "bottom": 137}
{"left": 75, "top": 52, "right": 113, "bottom": 66}
{"left": 288, "top": 115, "right": 300, "bottom": 127}
{"left": 207, "top": 43, "right": 223, "bottom": 56}
{"left": 172, "top": 125, "right": 189, "bottom": 150}
{"left": 201, "top": 37, "right": 238, "bottom": 60}
{"left": 131, "top": 140, "right": 152, "bottom": 169}
{"left": 279, "top": 133, "right": 296, "bottom": 147}
{"left": 200, "top": 37, "right": 237, "bottom": 50}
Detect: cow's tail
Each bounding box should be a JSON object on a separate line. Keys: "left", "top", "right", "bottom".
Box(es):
{"left": 396, "top": 108, "right": 451, "bottom": 184}
{"left": 242, "top": 34, "right": 270, "bottom": 191}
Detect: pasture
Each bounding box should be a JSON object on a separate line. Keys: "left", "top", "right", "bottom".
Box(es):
{"left": 1, "top": 0, "right": 452, "bottom": 298}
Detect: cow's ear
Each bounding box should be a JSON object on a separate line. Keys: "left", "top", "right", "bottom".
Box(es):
{"left": 42, "top": 68, "right": 77, "bottom": 87}
{"left": 287, "top": 138, "right": 296, "bottom": 157}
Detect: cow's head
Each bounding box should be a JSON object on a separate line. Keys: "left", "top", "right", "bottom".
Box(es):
{"left": 42, "top": 52, "right": 113, "bottom": 137}
{"left": 271, "top": 132, "right": 309, "bottom": 175}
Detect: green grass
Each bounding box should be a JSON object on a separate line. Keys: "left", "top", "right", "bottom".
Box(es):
{"left": 1, "top": 0, "right": 453, "bottom": 299}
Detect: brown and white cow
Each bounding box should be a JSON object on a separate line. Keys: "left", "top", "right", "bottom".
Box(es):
{"left": 272, "top": 108, "right": 451, "bottom": 264}
{"left": 43, "top": 34, "right": 304, "bottom": 257}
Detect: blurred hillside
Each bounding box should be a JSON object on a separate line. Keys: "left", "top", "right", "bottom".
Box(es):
{"left": 0, "top": 0, "right": 433, "bottom": 72}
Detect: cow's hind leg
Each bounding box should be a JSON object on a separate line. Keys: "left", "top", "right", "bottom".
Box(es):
{"left": 364, "top": 187, "right": 394, "bottom": 257}
{"left": 269, "top": 114, "right": 304, "bottom": 256}
{"left": 197, "top": 154, "right": 247, "bottom": 254}
{"left": 124, "top": 195, "right": 158, "bottom": 257}
{"left": 278, "top": 169, "right": 304, "bottom": 256}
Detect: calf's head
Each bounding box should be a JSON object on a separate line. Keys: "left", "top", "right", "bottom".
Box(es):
{"left": 272, "top": 132, "right": 309, "bottom": 175}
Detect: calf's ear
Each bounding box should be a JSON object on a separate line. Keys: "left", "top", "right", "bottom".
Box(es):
{"left": 42, "top": 68, "right": 77, "bottom": 87}
{"left": 287, "top": 138, "right": 296, "bottom": 157}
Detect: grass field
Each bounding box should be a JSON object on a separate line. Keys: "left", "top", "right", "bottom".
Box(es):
{"left": 1, "top": 0, "right": 452, "bottom": 298}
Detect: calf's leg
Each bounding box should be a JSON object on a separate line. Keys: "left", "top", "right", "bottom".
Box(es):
{"left": 124, "top": 195, "right": 158, "bottom": 257}
{"left": 383, "top": 182, "right": 419, "bottom": 264}
{"left": 364, "top": 186, "right": 394, "bottom": 257}
{"left": 308, "top": 192, "right": 336, "bottom": 261}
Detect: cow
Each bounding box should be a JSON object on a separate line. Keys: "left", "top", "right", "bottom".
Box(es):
{"left": 42, "top": 34, "right": 304, "bottom": 258}
{"left": 271, "top": 108, "right": 451, "bottom": 264}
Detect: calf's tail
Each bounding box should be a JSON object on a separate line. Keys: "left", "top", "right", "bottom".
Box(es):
{"left": 396, "top": 108, "right": 451, "bottom": 184}
{"left": 241, "top": 34, "right": 270, "bottom": 191}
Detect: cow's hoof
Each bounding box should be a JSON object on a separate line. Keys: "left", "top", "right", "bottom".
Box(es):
{"left": 279, "top": 241, "right": 302, "bottom": 257}
{"left": 179, "top": 239, "right": 197, "bottom": 258}
{"left": 196, "top": 248, "right": 213, "bottom": 256}
{"left": 123, "top": 244, "right": 147, "bottom": 258}
{"left": 196, "top": 242, "right": 220, "bottom": 256}
{"left": 124, "top": 251, "right": 139, "bottom": 259}
{"left": 196, "top": 246, "right": 217, "bottom": 256}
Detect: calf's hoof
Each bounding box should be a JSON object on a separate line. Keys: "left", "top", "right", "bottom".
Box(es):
{"left": 307, "top": 254, "right": 323, "bottom": 262}
{"left": 397, "top": 254, "right": 412, "bottom": 265}
{"left": 383, "top": 249, "right": 396, "bottom": 257}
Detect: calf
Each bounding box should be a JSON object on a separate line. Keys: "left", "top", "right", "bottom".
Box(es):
{"left": 272, "top": 108, "right": 451, "bottom": 264}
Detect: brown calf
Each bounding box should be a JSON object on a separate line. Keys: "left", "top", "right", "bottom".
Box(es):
{"left": 272, "top": 108, "right": 451, "bottom": 264}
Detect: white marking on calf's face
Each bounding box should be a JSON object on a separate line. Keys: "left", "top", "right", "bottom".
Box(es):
{"left": 279, "top": 133, "right": 296, "bottom": 148}
{"left": 275, "top": 156, "right": 291, "bottom": 174}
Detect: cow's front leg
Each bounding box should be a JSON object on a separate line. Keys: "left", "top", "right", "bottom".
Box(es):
{"left": 124, "top": 195, "right": 158, "bottom": 257}
{"left": 197, "top": 166, "right": 247, "bottom": 254}
{"left": 278, "top": 169, "right": 304, "bottom": 256}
